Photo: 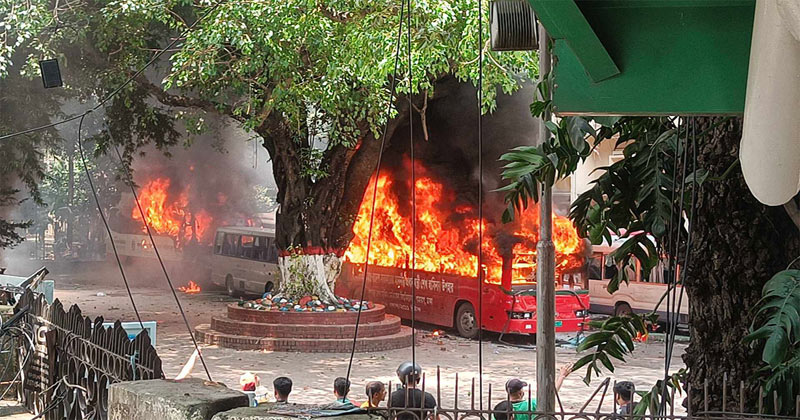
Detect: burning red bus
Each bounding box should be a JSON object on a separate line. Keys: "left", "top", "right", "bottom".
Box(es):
{"left": 335, "top": 171, "right": 590, "bottom": 338}
{"left": 336, "top": 262, "right": 589, "bottom": 338}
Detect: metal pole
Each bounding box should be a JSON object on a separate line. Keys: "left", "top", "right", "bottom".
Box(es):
{"left": 535, "top": 23, "right": 555, "bottom": 415}
{"left": 67, "top": 138, "right": 75, "bottom": 248}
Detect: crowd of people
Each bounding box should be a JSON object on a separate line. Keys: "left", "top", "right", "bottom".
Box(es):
{"left": 239, "top": 362, "right": 638, "bottom": 418}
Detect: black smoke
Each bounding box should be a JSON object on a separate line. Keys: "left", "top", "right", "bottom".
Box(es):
{"left": 382, "top": 77, "right": 542, "bottom": 258}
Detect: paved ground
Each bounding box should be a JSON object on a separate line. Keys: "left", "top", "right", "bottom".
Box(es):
{"left": 1, "top": 271, "right": 688, "bottom": 417}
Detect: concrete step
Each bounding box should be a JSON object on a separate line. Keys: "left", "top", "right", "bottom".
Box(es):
{"left": 210, "top": 314, "right": 402, "bottom": 339}
{"left": 195, "top": 324, "right": 413, "bottom": 353}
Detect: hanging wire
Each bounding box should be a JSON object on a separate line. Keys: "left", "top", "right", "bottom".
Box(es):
{"left": 110, "top": 142, "right": 213, "bottom": 382}
{"left": 0, "top": 0, "right": 225, "bottom": 143}
{"left": 408, "top": 0, "right": 417, "bottom": 370}
{"left": 661, "top": 117, "right": 698, "bottom": 412}
{"left": 344, "top": 0, "right": 407, "bottom": 385}
{"left": 661, "top": 116, "right": 683, "bottom": 393}
{"left": 75, "top": 114, "right": 144, "bottom": 330}
{"left": 659, "top": 116, "right": 687, "bottom": 412}
{"left": 476, "top": 0, "right": 485, "bottom": 410}
{"left": 659, "top": 116, "right": 698, "bottom": 413}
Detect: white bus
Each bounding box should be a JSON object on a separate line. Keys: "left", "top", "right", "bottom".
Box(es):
{"left": 108, "top": 231, "right": 182, "bottom": 262}
{"left": 588, "top": 237, "right": 689, "bottom": 325}
{"left": 210, "top": 226, "right": 280, "bottom": 297}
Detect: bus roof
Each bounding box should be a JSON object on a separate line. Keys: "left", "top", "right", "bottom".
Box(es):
{"left": 216, "top": 226, "right": 276, "bottom": 236}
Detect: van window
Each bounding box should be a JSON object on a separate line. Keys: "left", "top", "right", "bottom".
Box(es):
{"left": 241, "top": 235, "right": 255, "bottom": 259}
{"left": 214, "top": 232, "right": 224, "bottom": 255}
{"left": 222, "top": 234, "right": 240, "bottom": 256}
{"left": 266, "top": 238, "right": 278, "bottom": 263}
{"left": 253, "top": 236, "right": 265, "bottom": 261}
{"left": 588, "top": 253, "right": 603, "bottom": 280}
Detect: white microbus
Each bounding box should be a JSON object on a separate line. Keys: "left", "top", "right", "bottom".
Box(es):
{"left": 588, "top": 236, "right": 689, "bottom": 325}
{"left": 210, "top": 226, "right": 280, "bottom": 297}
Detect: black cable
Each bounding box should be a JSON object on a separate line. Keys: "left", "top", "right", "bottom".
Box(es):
{"left": 660, "top": 116, "right": 694, "bottom": 412}
{"left": 0, "top": 114, "right": 85, "bottom": 142}
{"left": 75, "top": 114, "right": 145, "bottom": 330}
{"left": 660, "top": 118, "right": 677, "bottom": 399}
{"left": 660, "top": 116, "right": 687, "bottom": 413}
{"left": 476, "top": 0, "right": 484, "bottom": 410}
{"left": 344, "top": 0, "right": 406, "bottom": 385}
{"left": 661, "top": 117, "right": 683, "bottom": 377}
{"left": 110, "top": 143, "right": 213, "bottom": 382}
{"left": 408, "top": 0, "right": 416, "bottom": 371}
{"left": 662, "top": 117, "right": 698, "bottom": 409}
{"left": 0, "top": 1, "right": 225, "bottom": 142}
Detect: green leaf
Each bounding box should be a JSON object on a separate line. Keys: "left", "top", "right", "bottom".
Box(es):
{"left": 747, "top": 270, "right": 800, "bottom": 368}
{"left": 576, "top": 331, "right": 613, "bottom": 352}
{"left": 571, "top": 354, "right": 596, "bottom": 372}
{"left": 764, "top": 328, "right": 790, "bottom": 367}
{"left": 592, "top": 116, "right": 621, "bottom": 127}
{"left": 574, "top": 314, "right": 644, "bottom": 385}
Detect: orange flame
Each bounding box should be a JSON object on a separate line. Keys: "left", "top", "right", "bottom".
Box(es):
{"left": 132, "top": 177, "right": 213, "bottom": 245}
{"left": 345, "top": 169, "right": 584, "bottom": 284}
{"left": 178, "top": 280, "right": 201, "bottom": 294}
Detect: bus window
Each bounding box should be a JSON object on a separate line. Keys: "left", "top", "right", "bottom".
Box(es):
{"left": 214, "top": 232, "right": 224, "bottom": 255}
{"left": 254, "top": 236, "right": 268, "bottom": 261}
{"left": 253, "top": 236, "right": 261, "bottom": 260}
{"left": 604, "top": 262, "right": 618, "bottom": 280}
{"left": 588, "top": 253, "right": 603, "bottom": 280}
{"left": 241, "top": 235, "right": 255, "bottom": 259}
{"left": 265, "top": 237, "right": 278, "bottom": 263}
{"left": 223, "top": 234, "right": 240, "bottom": 256}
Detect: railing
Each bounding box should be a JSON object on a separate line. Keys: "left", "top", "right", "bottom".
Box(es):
{"left": 15, "top": 289, "right": 163, "bottom": 420}
{"left": 271, "top": 368, "right": 800, "bottom": 420}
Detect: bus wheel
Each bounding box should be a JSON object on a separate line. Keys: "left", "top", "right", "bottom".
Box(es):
{"left": 226, "top": 275, "right": 240, "bottom": 298}
{"left": 614, "top": 302, "right": 632, "bottom": 317}
{"left": 455, "top": 303, "right": 479, "bottom": 339}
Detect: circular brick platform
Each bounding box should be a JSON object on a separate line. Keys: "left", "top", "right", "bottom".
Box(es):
{"left": 226, "top": 303, "right": 387, "bottom": 324}
{"left": 196, "top": 304, "right": 413, "bottom": 352}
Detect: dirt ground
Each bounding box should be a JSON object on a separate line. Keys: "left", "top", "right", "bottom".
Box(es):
{"left": 21, "top": 272, "right": 687, "bottom": 415}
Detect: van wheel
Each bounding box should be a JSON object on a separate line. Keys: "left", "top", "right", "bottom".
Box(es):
{"left": 614, "top": 302, "right": 633, "bottom": 317}
{"left": 455, "top": 303, "right": 479, "bottom": 339}
{"left": 226, "top": 275, "right": 240, "bottom": 298}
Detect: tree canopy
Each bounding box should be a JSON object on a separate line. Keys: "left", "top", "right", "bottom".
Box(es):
{"left": 1, "top": 0, "right": 538, "bottom": 252}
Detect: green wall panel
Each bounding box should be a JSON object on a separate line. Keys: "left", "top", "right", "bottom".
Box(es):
{"left": 530, "top": 0, "right": 755, "bottom": 116}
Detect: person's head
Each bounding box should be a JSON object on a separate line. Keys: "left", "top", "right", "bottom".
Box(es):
{"left": 274, "top": 377, "right": 293, "bottom": 402}
{"left": 240, "top": 372, "right": 259, "bottom": 392}
{"left": 505, "top": 379, "right": 527, "bottom": 401}
{"left": 334, "top": 377, "right": 351, "bottom": 399}
{"left": 396, "top": 362, "right": 422, "bottom": 386}
{"left": 614, "top": 381, "right": 634, "bottom": 406}
{"left": 365, "top": 381, "right": 386, "bottom": 406}
{"left": 493, "top": 401, "right": 511, "bottom": 420}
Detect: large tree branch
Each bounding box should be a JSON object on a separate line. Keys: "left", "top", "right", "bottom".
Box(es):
{"left": 136, "top": 76, "right": 238, "bottom": 116}
{"left": 784, "top": 197, "right": 800, "bottom": 231}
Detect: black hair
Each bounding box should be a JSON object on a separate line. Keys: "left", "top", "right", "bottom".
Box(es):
{"left": 493, "top": 401, "right": 511, "bottom": 420}
{"left": 274, "top": 377, "right": 293, "bottom": 398}
{"left": 613, "top": 381, "right": 634, "bottom": 402}
{"left": 366, "top": 381, "right": 385, "bottom": 398}
{"left": 334, "top": 377, "right": 351, "bottom": 397}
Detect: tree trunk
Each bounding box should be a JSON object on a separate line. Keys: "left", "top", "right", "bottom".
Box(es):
{"left": 258, "top": 102, "right": 408, "bottom": 302}
{"left": 683, "top": 117, "right": 800, "bottom": 412}
{"left": 277, "top": 252, "right": 341, "bottom": 302}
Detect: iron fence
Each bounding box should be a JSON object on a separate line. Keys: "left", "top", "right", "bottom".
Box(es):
{"left": 15, "top": 289, "right": 163, "bottom": 420}
{"left": 293, "top": 368, "right": 800, "bottom": 420}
